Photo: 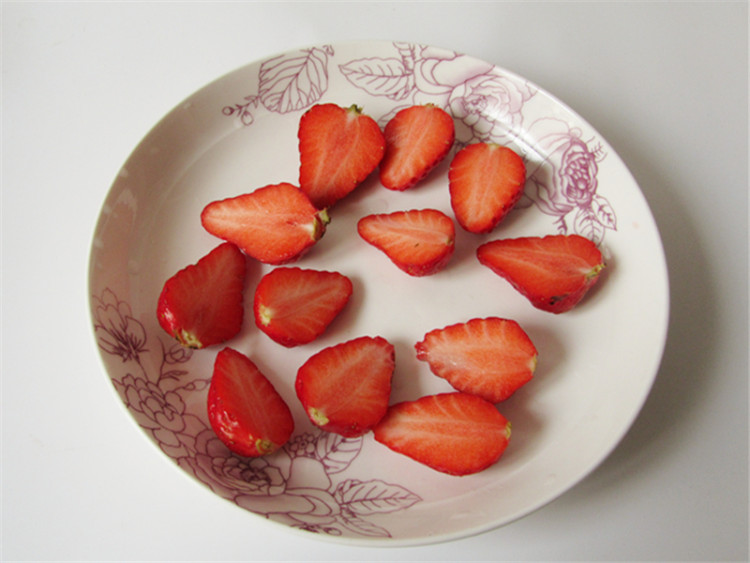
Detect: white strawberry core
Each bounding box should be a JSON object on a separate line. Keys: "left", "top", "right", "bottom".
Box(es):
{"left": 257, "top": 305, "right": 273, "bottom": 326}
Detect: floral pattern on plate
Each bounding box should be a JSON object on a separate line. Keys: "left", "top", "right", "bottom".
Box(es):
{"left": 222, "top": 42, "right": 616, "bottom": 243}
{"left": 93, "top": 288, "right": 420, "bottom": 537}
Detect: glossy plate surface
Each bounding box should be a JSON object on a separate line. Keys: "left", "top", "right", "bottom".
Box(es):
{"left": 88, "top": 41, "right": 669, "bottom": 546}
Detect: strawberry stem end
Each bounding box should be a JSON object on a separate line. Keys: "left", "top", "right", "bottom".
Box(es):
{"left": 308, "top": 407, "right": 329, "bottom": 427}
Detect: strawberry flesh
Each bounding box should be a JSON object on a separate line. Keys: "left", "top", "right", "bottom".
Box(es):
{"left": 299, "top": 103, "right": 385, "bottom": 209}
{"left": 379, "top": 104, "right": 455, "bottom": 191}
{"left": 357, "top": 208, "right": 455, "bottom": 276}
{"left": 207, "top": 347, "right": 294, "bottom": 457}
{"left": 448, "top": 143, "right": 526, "bottom": 233}
{"left": 254, "top": 267, "right": 353, "bottom": 347}
{"left": 415, "top": 317, "right": 538, "bottom": 403}
{"left": 477, "top": 234, "right": 605, "bottom": 313}
{"left": 295, "top": 336, "right": 395, "bottom": 437}
{"left": 201, "top": 182, "right": 329, "bottom": 265}
{"left": 156, "top": 242, "right": 246, "bottom": 349}
{"left": 373, "top": 392, "right": 511, "bottom": 476}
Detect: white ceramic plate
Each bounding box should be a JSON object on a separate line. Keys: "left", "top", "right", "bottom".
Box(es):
{"left": 88, "top": 41, "right": 669, "bottom": 546}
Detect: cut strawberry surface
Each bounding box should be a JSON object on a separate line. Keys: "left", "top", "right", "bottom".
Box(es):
{"left": 379, "top": 104, "right": 455, "bottom": 191}
{"left": 298, "top": 103, "right": 385, "bottom": 209}
{"left": 295, "top": 336, "right": 395, "bottom": 437}
{"left": 201, "top": 182, "right": 329, "bottom": 265}
{"left": 477, "top": 234, "right": 605, "bottom": 314}
{"left": 207, "top": 347, "right": 294, "bottom": 457}
{"left": 254, "top": 267, "right": 353, "bottom": 347}
{"left": 448, "top": 143, "right": 526, "bottom": 233}
{"left": 415, "top": 317, "right": 538, "bottom": 403}
{"left": 357, "top": 208, "right": 455, "bottom": 276}
{"left": 373, "top": 392, "right": 511, "bottom": 476}
{"left": 156, "top": 242, "right": 246, "bottom": 349}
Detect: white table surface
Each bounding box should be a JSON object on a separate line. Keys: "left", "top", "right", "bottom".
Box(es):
{"left": 3, "top": 2, "right": 748, "bottom": 561}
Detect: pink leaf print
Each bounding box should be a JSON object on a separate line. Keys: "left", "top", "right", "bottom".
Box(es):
{"left": 258, "top": 45, "right": 333, "bottom": 113}
{"left": 315, "top": 432, "right": 363, "bottom": 474}
{"left": 339, "top": 57, "right": 414, "bottom": 100}
{"left": 335, "top": 479, "right": 421, "bottom": 516}
{"left": 573, "top": 207, "right": 605, "bottom": 244}
{"left": 592, "top": 194, "right": 617, "bottom": 230}
{"left": 338, "top": 512, "right": 390, "bottom": 538}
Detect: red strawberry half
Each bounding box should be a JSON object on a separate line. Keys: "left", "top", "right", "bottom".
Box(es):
{"left": 448, "top": 143, "right": 526, "bottom": 233}
{"left": 373, "top": 392, "right": 511, "bottom": 476}
{"left": 379, "top": 104, "right": 455, "bottom": 191}
{"left": 207, "top": 347, "right": 294, "bottom": 457}
{"left": 357, "top": 208, "right": 455, "bottom": 276}
{"left": 254, "top": 267, "right": 353, "bottom": 347}
{"left": 477, "top": 234, "right": 606, "bottom": 313}
{"left": 201, "top": 182, "right": 329, "bottom": 265}
{"left": 295, "top": 336, "right": 395, "bottom": 437}
{"left": 298, "top": 103, "right": 385, "bottom": 209}
{"left": 157, "top": 242, "right": 246, "bottom": 349}
{"left": 415, "top": 317, "right": 538, "bottom": 403}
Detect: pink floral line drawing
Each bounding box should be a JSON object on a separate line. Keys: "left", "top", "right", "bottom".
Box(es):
{"left": 339, "top": 41, "right": 536, "bottom": 146}
{"left": 223, "top": 45, "right": 334, "bottom": 126}
{"left": 92, "top": 287, "right": 421, "bottom": 537}
{"left": 337, "top": 41, "right": 616, "bottom": 243}
{"left": 520, "top": 117, "right": 617, "bottom": 244}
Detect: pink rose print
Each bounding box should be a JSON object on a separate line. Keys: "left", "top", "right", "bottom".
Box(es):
{"left": 522, "top": 117, "right": 617, "bottom": 243}
{"left": 446, "top": 72, "right": 535, "bottom": 144}
{"left": 93, "top": 288, "right": 147, "bottom": 363}
{"left": 180, "top": 429, "right": 287, "bottom": 499}
{"left": 115, "top": 372, "right": 205, "bottom": 459}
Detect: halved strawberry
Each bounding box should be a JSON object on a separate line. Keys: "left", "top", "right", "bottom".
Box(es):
{"left": 298, "top": 103, "right": 385, "bottom": 209}
{"left": 207, "top": 347, "right": 294, "bottom": 457}
{"left": 379, "top": 104, "right": 455, "bottom": 191}
{"left": 201, "top": 182, "right": 329, "bottom": 265}
{"left": 477, "top": 234, "right": 605, "bottom": 314}
{"left": 357, "top": 208, "right": 455, "bottom": 276}
{"left": 373, "top": 392, "right": 511, "bottom": 476}
{"left": 415, "top": 317, "right": 538, "bottom": 403}
{"left": 254, "top": 267, "right": 353, "bottom": 347}
{"left": 295, "top": 336, "right": 395, "bottom": 437}
{"left": 448, "top": 143, "right": 526, "bottom": 233}
{"left": 156, "top": 242, "right": 246, "bottom": 349}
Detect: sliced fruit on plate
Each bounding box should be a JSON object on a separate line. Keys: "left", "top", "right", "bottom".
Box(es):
{"left": 415, "top": 317, "right": 538, "bottom": 403}
{"left": 373, "top": 392, "right": 511, "bottom": 476}
{"left": 295, "top": 336, "right": 395, "bottom": 437}
{"left": 201, "top": 182, "right": 329, "bottom": 265}
{"left": 448, "top": 142, "right": 526, "bottom": 233}
{"left": 477, "top": 234, "right": 606, "bottom": 314}
{"left": 254, "top": 267, "right": 353, "bottom": 347}
{"left": 298, "top": 103, "right": 385, "bottom": 209}
{"left": 379, "top": 104, "right": 455, "bottom": 191}
{"left": 207, "top": 347, "right": 295, "bottom": 457}
{"left": 156, "top": 242, "right": 246, "bottom": 349}
{"left": 357, "top": 208, "right": 455, "bottom": 276}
